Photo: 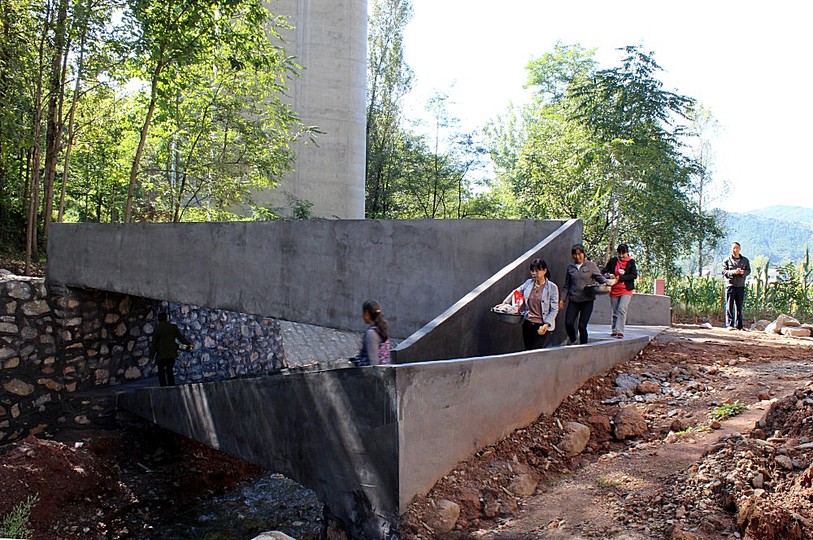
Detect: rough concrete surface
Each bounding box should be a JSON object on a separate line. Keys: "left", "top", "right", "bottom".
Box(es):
{"left": 47, "top": 220, "right": 567, "bottom": 340}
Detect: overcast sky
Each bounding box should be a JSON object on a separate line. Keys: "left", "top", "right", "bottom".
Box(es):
{"left": 398, "top": 0, "right": 811, "bottom": 213}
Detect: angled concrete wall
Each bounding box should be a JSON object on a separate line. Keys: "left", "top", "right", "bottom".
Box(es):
{"left": 47, "top": 220, "right": 565, "bottom": 340}
{"left": 395, "top": 332, "right": 656, "bottom": 510}
{"left": 117, "top": 327, "right": 663, "bottom": 536}
{"left": 393, "top": 220, "right": 581, "bottom": 363}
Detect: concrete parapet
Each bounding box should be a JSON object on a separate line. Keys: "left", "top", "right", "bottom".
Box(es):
{"left": 592, "top": 292, "right": 672, "bottom": 327}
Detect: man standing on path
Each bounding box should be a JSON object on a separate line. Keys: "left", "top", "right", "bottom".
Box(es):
{"left": 151, "top": 312, "right": 194, "bottom": 386}
{"left": 722, "top": 241, "right": 751, "bottom": 331}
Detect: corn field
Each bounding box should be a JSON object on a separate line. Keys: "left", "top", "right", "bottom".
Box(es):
{"left": 666, "top": 250, "right": 813, "bottom": 324}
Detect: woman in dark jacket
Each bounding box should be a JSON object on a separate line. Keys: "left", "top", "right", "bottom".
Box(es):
{"left": 603, "top": 243, "right": 638, "bottom": 338}
{"left": 559, "top": 244, "right": 614, "bottom": 345}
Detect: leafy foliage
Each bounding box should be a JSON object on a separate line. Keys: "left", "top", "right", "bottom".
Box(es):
{"left": 486, "top": 44, "right": 723, "bottom": 274}
{"left": 710, "top": 401, "right": 747, "bottom": 421}
{"left": 667, "top": 249, "right": 813, "bottom": 323}
{"left": 365, "top": 1, "right": 488, "bottom": 219}
{"left": 365, "top": 0, "right": 413, "bottom": 218}
{"left": 0, "top": 0, "right": 309, "bottom": 270}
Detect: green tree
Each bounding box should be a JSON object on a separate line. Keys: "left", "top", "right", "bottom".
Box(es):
{"left": 485, "top": 43, "right": 607, "bottom": 244}
{"left": 386, "top": 93, "right": 486, "bottom": 219}
{"left": 487, "top": 45, "right": 722, "bottom": 274}
{"left": 135, "top": 22, "right": 306, "bottom": 222}
{"left": 686, "top": 104, "right": 727, "bottom": 276}
{"left": 0, "top": 0, "right": 37, "bottom": 251}
{"left": 121, "top": 0, "right": 297, "bottom": 222}
{"left": 365, "top": 0, "right": 413, "bottom": 218}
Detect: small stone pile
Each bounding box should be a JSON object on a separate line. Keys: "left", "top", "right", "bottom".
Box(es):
{"left": 752, "top": 314, "right": 813, "bottom": 338}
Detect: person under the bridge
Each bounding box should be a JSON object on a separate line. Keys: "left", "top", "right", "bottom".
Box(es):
{"left": 351, "top": 300, "right": 391, "bottom": 366}
{"left": 559, "top": 244, "right": 616, "bottom": 345}
{"left": 501, "top": 258, "right": 559, "bottom": 350}
{"left": 151, "top": 312, "right": 194, "bottom": 386}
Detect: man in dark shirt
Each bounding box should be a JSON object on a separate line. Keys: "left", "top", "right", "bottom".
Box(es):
{"left": 150, "top": 312, "right": 194, "bottom": 386}
{"left": 721, "top": 242, "right": 751, "bottom": 331}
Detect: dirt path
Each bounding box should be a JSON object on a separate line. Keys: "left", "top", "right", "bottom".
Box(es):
{"left": 481, "top": 395, "right": 778, "bottom": 539}
{"left": 402, "top": 325, "right": 813, "bottom": 539}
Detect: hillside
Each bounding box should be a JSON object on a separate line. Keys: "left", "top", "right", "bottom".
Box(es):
{"left": 747, "top": 205, "right": 813, "bottom": 227}
{"left": 714, "top": 205, "right": 813, "bottom": 265}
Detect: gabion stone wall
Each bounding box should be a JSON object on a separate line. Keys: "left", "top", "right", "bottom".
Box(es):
{"left": 158, "top": 301, "right": 285, "bottom": 384}
{"left": 1, "top": 274, "right": 285, "bottom": 445}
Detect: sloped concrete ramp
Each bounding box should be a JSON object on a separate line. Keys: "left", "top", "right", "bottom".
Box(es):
{"left": 117, "top": 325, "right": 665, "bottom": 537}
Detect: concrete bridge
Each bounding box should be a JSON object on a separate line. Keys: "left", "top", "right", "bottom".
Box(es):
{"left": 47, "top": 219, "right": 670, "bottom": 537}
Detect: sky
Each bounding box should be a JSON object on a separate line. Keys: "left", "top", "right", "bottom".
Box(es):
{"left": 398, "top": 0, "right": 812, "bottom": 213}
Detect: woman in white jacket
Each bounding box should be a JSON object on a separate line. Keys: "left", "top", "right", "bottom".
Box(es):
{"left": 503, "top": 258, "right": 559, "bottom": 350}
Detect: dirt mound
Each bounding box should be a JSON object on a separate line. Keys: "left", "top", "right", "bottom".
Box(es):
{"left": 659, "top": 384, "right": 813, "bottom": 539}
{"left": 0, "top": 424, "right": 262, "bottom": 539}
{"left": 0, "top": 434, "right": 124, "bottom": 534}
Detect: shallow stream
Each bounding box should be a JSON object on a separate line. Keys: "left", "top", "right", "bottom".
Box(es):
{"left": 141, "top": 472, "right": 323, "bottom": 539}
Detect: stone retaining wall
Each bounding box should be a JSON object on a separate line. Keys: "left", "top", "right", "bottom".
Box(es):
{"left": 1, "top": 274, "right": 285, "bottom": 445}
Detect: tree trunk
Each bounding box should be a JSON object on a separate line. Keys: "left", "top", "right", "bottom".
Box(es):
{"left": 26, "top": 115, "right": 43, "bottom": 275}
{"left": 26, "top": 6, "right": 50, "bottom": 275}
{"left": 124, "top": 62, "right": 163, "bottom": 223}
{"left": 59, "top": 23, "right": 88, "bottom": 222}
{"left": 41, "top": 0, "right": 70, "bottom": 244}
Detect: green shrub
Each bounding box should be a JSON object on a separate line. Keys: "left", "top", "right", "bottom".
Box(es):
{"left": 0, "top": 494, "right": 38, "bottom": 539}
{"left": 710, "top": 401, "right": 748, "bottom": 421}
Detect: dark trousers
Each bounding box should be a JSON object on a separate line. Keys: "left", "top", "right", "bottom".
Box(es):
{"left": 565, "top": 300, "right": 594, "bottom": 344}
{"left": 522, "top": 320, "right": 550, "bottom": 350}
{"left": 157, "top": 357, "right": 176, "bottom": 387}
{"left": 725, "top": 286, "right": 745, "bottom": 329}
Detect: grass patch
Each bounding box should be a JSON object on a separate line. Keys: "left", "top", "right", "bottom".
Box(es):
{"left": 596, "top": 475, "right": 623, "bottom": 489}
{"left": 710, "top": 401, "right": 748, "bottom": 421}
{"left": 0, "top": 493, "right": 38, "bottom": 539}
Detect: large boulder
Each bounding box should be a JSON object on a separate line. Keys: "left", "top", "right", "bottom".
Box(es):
{"left": 636, "top": 380, "right": 661, "bottom": 395}
{"left": 425, "top": 499, "right": 460, "bottom": 535}
{"left": 750, "top": 319, "right": 771, "bottom": 332}
{"left": 508, "top": 473, "right": 538, "bottom": 497}
{"left": 781, "top": 326, "right": 812, "bottom": 338}
{"left": 559, "top": 422, "right": 591, "bottom": 456}
{"left": 584, "top": 414, "right": 613, "bottom": 443}
{"left": 613, "top": 406, "right": 648, "bottom": 440}
{"left": 252, "top": 533, "right": 297, "bottom": 540}
{"left": 776, "top": 314, "right": 801, "bottom": 327}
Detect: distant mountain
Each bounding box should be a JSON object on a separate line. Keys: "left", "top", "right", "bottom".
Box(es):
{"left": 714, "top": 206, "right": 813, "bottom": 264}
{"left": 746, "top": 206, "right": 813, "bottom": 228}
